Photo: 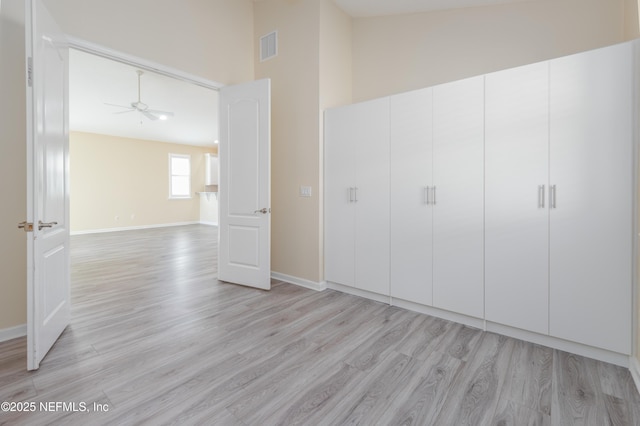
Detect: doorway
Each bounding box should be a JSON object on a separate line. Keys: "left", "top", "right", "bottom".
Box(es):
{"left": 68, "top": 47, "right": 220, "bottom": 236}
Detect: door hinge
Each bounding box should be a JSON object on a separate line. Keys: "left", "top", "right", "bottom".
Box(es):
{"left": 18, "top": 221, "right": 34, "bottom": 232}
{"left": 27, "top": 57, "right": 33, "bottom": 87}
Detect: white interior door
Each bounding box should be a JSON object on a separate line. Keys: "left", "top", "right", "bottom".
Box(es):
{"left": 218, "top": 79, "right": 271, "bottom": 290}
{"left": 26, "top": 0, "right": 71, "bottom": 370}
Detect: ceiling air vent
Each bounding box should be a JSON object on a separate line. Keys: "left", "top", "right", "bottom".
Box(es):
{"left": 260, "top": 31, "right": 278, "bottom": 62}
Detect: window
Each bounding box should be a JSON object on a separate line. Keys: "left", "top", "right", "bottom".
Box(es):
{"left": 169, "top": 154, "right": 191, "bottom": 198}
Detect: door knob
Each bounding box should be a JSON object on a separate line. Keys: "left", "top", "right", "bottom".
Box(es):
{"left": 254, "top": 208, "right": 269, "bottom": 214}
{"left": 38, "top": 220, "right": 58, "bottom": 230}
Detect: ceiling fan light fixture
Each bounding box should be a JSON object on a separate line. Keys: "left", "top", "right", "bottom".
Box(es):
{"left": 105, "top": 70, "right": 175, "bottom": 122}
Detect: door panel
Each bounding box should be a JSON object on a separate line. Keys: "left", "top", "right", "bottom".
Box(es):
{"left": 485, "top": 62, "right": 550, "bottom": 334}
{"left": 228, "top": 99, "right": 259, "bottom": 216}
{"left": 354, "top": 98, "right": 390, "bottom": 296}
{"left": 549, "top": 43, "right": 633, "bottom": 354}
{"left": 390, "top": 88, "right": 433, "bottom": 305}
{"left": 432, "top": 76, "right": 484, "bottom": 319}
{"left": 219, "top": 79, "right": 271, "bottom": 290}
{"left": 324, "top": 105, "right": 357, "bottom": 287}
{"left": 26, "top": 0, "right": 70, "bottom": 370}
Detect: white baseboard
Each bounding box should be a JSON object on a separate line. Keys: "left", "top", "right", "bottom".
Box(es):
{"left": 631, "top": 357, "right": 640, "bottom": 395}
{"left": 391, "top": 297, "right": 485, "bottom": 331}
{"left": 199, "top": 221, "right": 218, "bottom": 226}
{"left": 0, "top": 324, "right": 26, "bottom": 342}
{"left": 487, "top": 321, "right": 629, "bottom": 367}
{"left": 70, "top": 221, "right": 200, "bottom": 235}
{"left": 271, "top": 272, "right": 327, "bottom": 292}
{"left": 325, "top": 282, "right": 630, "bottom": 368}
{"left": 327, "top": 282, "right": 390, "bottom": 304}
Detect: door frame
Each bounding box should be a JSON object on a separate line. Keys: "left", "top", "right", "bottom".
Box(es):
{"left": 27, "top": 36, "right": 226, "bottom": 364}
{"left": 68, "top": 37, "right": 224, "bottom": 91}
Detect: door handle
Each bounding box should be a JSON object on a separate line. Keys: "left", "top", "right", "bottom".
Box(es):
{"left": 253, "top": 208, "right": 269, "bottom": 214}
{"left": 432, "top": 186, "right": 437, "bottom": 205}
{"left": 550, "top": 185, "right": 557, "bottom": 209}
{"left": 424, "top": 186, "right": 430, "bottom": 205}
{"left": 354, "top": 187, "right": 358, "bottom": 203}
{"left": 18, "top": 221, "right": 34, "bottom": 232}
{"left": 538, "top": 185, "right": 545, "bottom": 208}
{"left": 38, "top": 220, "right": 58, "bottom": 230}
{"left": 348, "top": 187, "right": 354, "bottom": 203}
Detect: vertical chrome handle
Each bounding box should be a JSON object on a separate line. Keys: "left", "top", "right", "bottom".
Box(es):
{"left": 550, "top": 185, "right": 556, "bottom": 209}
{"left": 424, "top": 186, "right": 430, "bottom": 205}
{"left": 538, "top": 185, "right": 545, "bottom": 208}
{"left": 432, "top": 186, "right": 437, "bottom": 205}
{"left": 354, "top": 187, "right": 358, "bottom": 203}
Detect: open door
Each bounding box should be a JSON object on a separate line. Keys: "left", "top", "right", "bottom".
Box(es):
{"left": 218, "top": 79, "right": 271, "bottom": 290}
{"left": 25, "top": 0, "right": 70, "bottom": 370}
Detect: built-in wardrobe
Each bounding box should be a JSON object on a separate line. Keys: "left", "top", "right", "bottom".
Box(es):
{"left": 324, "top": 41, "right": 637, "bottom": 367}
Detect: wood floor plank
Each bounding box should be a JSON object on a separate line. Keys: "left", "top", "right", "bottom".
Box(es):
{"left": 395, "top": 314, "right": 453, "bottom": 360}
{"left": 433, "top": 332, "right": 515, "bottom": 425}
{"left": 0, "top": 224, "right": 638, "bottom": 425}
{"left": 492, "top": 399, "right": 551, "bottom": 426}
{"left": 499, "top": 340, "right": 553, "bottom": 416}
{"left": 551, "top": 350, "right": 610, "bottom": 425}
{"left": 371, "top": 350, "right": 464, "bottom": 425}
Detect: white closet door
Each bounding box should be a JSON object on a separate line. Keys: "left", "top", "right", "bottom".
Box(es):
{"left": 390, "top": 88, "right": 433, "bottom": 305}
{"left": 485, "top": 62, "right": 550, "bottom": 334}
{"left": 324, "top": 106, "right": 356, "bottom": 287}
{"left": 432, "top": 76, "right": 485, "bottom": 318}
{"left": 355, "top": 98, "right": 390, "bottom": 295}
{"left": 549, "top": 42, "right": 633, "bottom": 354}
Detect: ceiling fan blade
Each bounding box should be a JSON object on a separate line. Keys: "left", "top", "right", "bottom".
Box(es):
{"left": 141, "top": 110, "right": 159, "bottom": 121}
{"left": 146, "top": 109, "right": 174, "bottom": 117}
{"left": 113, "top": 109, "right": 136, "bottom": 114}
{"left": 104, "top": 102, "right": 133, "bottom": 110}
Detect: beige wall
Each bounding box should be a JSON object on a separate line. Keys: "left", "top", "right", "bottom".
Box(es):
{"left": 625, "top": 0, "right": 640, "bottom": 39}
{"left": 254, "top": 0, "right": 351, "bottom": 283}
{"left": 0, "top": 0, "right": 27, "bottom": 331}
{"left": 352, "top": 0, "right": 627, "bottom": 101}
{"left": 70, "top": 132, "right": 214, "bottom": 232}
{"left": 42, "top": 0, "right": 255, "bottom": 85}
{"left": 254, "top": 0, "right": 321, "bottom": 283}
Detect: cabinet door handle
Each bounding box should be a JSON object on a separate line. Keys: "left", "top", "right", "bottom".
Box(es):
{"left": 432, "top": 186, "right": 437, "bottom": 205}
{"left": 348, "top": 187, "right": 353, "bottom": 203}
{"left": 424, "top": 186, "right": 430, "bottom": 205}
{"left": 354, "top": 187, "right": 358, "bottom": 203}
{"left": 538, "top": 185, "right": 545, "bottom": 208}
{"left": 550, "top": 185, "right": 557, "bottom": 209}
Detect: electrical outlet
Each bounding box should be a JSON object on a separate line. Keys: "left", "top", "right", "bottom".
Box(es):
{"left": 299, "top": 186, "right": 312, "bottom": 197}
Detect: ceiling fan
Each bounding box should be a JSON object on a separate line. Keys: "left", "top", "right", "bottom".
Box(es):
{"left": 105, "top": 70, "right": 175, "bottom": 121}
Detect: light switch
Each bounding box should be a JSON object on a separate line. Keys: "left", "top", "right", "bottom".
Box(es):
{"left": 300, "top": 186, "right": 312, "bottom": 197}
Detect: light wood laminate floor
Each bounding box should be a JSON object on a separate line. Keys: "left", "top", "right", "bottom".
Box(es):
{"left": 1, "top": 224, "right": 639, "bottom": 425}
